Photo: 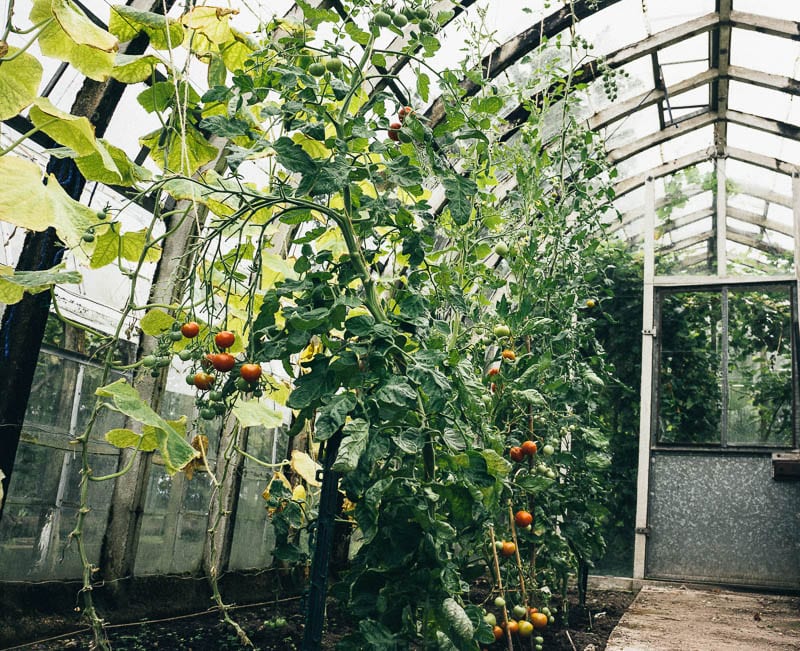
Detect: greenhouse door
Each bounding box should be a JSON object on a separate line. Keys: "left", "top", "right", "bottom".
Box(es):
{"left": 645, "top": 451, "right": 800, "bottom": 589}
{"left": 640, "top": 284, "right": 800, "bottom": 589}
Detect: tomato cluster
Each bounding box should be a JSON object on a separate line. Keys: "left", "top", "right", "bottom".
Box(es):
{"left": 141, "top": 322, "right": 266, "bottom": 421}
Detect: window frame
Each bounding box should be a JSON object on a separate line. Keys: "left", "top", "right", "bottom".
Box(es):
{"left": 651, "top": 280, "right": 799, "bottom": 452}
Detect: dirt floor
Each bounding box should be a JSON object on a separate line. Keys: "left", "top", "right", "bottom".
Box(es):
{"left": 606, "top": 584, "right": 800, "bottom": 651}
{"left": 3, "top": 586, "right": 638, "bottom": 650}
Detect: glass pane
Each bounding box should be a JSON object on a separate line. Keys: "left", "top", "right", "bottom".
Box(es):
{"left": 726, "top": 288, "right": 794, "bottom": 446}
{"left": 658, "top": 291, "right": 722, "bottom": 443}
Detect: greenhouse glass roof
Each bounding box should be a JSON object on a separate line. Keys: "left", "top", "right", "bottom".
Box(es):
{"left": 3, "top": 0, "right": 800, "bottom": 287}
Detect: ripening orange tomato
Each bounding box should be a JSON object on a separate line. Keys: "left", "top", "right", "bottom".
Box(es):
{"left": 501, "top": 541, "right": 516, "bottom": 557}
{"left": 515, "top": 510, "right": 533, "bottom": 528}
{"left": 239, "top": 363, "right": 262, "bottom": 383}
{"left": 501, "top": 349, "right": 516, "bottom": 361}
{"left": 521, "top": 440, "right": 538, "bottom": 456}
{"left": 531, "top": 612, "right": 548, "bottom": 629}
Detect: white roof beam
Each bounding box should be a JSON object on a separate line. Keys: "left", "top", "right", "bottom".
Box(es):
{"left": 729, "top": 11, "right": 800, "bottom": 41}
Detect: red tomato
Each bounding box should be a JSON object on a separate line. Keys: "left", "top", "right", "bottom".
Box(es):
{"left": 509, "top": 446, "right": 525, "bottom": 462}
{"left": 487, "top": 366, "right": 500, "bottom": 377}
{"left": 180, "top": 321, "right": 200, "bottom": 338}
{"left": 398, "top": 105, "right": 414, "bottom": 122}
{"left": 214, "top": 330, "right": 235, "bottom": 349}
{"left": 388, "top": 122, "right": 402, "bottom": 142}
{"left": 208, "top": 352, "right": 236, "bottom": 372}
{"left": 521, "top": 440, "right": 538, "bottom": 456}
{"left": 239, "top": 363, "right": 262, "bottom": 382}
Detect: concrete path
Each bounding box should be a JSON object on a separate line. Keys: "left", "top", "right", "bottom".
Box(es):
{"left": 606, "top": 584, "right": 800, "bottom": 651}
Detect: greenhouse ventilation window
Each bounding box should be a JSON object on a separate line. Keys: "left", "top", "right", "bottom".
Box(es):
{"left": 654, "top": 283, "right": 798, "bottom": 448}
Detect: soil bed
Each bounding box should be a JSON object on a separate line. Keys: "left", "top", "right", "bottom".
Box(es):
{"left": 12, "top": 586, "right": 637, "bottom": 650}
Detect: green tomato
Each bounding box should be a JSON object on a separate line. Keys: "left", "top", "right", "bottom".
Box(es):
{"left": 156, "top": 356, "right": 171, "bottom": 367}
{"left": 493, "top": 324, "right": 511, "bottom": 338}
{"left": 541, "top": 607, "right": 551, "bottom": 617}
{"left": 209, "top": 390, "right": 224, "bottom": 402}
{"left": 493, "top": 596, "right": 506, "bottom": 608}
{"left": 414, "top": 7, "right": 429, "bottom": 19}
{"left": 169, "top": 331, "right": 183, "bottom": 342}
{"left": 373, "top": 10, "right": 392, "bottom": 26}
{"left": 234, "top": 377, "right": 251, "bottom": 391}
{"left": 546, "top": 469, "right": 557, "bottom": 480}
{"left": 212, "top": 401, "right": 227, "bottom": 415}
{"left": 535, "top": 636, "right": 544, "bottom": 644}
{"left": 494, "top": 241, "right": 509, "bottom": 257}
{"left": 392, "top": 12, "right": 408, "bottom": 27}
{"left": 419, "top": 18, "right": 436, "bottom": 32}
{"left": 178, "top": 349, "right": 193, "bottom": 361}
{"left": 494, "top": 540, "right": 504, "bottom": 551}
{"left": 542, "top": 444, "right": 555, "bottom": 456}
{"left": 81, "top": 232, "right": 95, "bottom": 243}
{"left": 512, "top": 605, "right": 527, "bottom": 619}
{"left": 199, "top": 407, "right": 216, "bottom": 420}
{"left": 308, "top": 62, "right": 326, "bottom": 77}
{"left": 185, "top": 373, "right": 197, "bottom": 386}
{"left": 483, "top": 612, "right": 496, "bottom": 627}
{"left": 325, "top": 57, "right": 343, "bottom": 73}
{"left": 142, "top": 355, "right": 158, "bottom": 368}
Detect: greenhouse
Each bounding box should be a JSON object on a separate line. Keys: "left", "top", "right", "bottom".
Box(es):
{"left": 0, "top": 0, "right": 798, "bottom": 648}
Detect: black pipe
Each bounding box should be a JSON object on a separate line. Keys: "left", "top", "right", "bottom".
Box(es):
{"left": 302, "top": 429, "right": 343, "bottom": 650}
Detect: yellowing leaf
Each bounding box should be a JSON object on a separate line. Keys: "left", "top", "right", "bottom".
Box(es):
{"left": 0, "top": 263, "right": 82, "bottom": 305}
{"left": 111, "top": 53, "right": 161, "bottom": 83}
{"left": 96, "top": 379, "right": 197, "bottom": 473}
{"left": 290, "top": 450, "right": 321, "bottom": 487}
{"left": 298, "top": 337, "right": 323, "bottom": 366}
{"left": 292, "top": 484, "right": 307, "bottom": 502}
{"left": 231, "top": 399, "right": 284, "bottom": 429}
{"left": 0, "top": 48, "right": 42, "bottom": 120}
{"left": 140, "top": 124, "right": 219, "bottom": 175}
{"left": 265, "top": 376, "right": 291, "bottom": 406}
{"left": 30, "top": 97, "right": 103, "bottom": 158}
{"left": 51, "top": 0, "right": 118, "bottom": 52}
{"left": 316, "top": 228, "right": 347, "bottom": 259}
{"left": 0, "top": 157, "right": 54, "bottom": 231}
{"left": 121, "top": 229, "right": 161, "bottom": 263}
{"left": 181, "top": 6, "right": 237, "bottom": 44}
{"left": 104, "top": 427, "right": 158, "bottom": 451}
{"left": 260, "top": 250, "right": 297, "bottom": 291}
{"left": 261, "top": 470, "right": 291, "bottom": 501}
{"left": 219, "top": 29, "right": 254, "bottom": 71}
{"left": 140, "top": 308, "right": 176, "bottom": 335}
{"left": 31, "top": 0, "right": 116, "bottom": 81}
{"left": 76, "top": 139, "right": 152, "bottom": 187}
{"left": 0, "top": 156, "right": 103, "bottom": 249}
{"left": 109, "top": 6, "right": 184, "bottom": 49}
{"left": 292, "top": 132, "right": 330, "bottom": 159}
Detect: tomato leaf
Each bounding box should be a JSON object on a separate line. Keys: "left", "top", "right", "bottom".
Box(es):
{"left": 443, "top": 175, "right": 477, "bottom": 226}
{"left": 315, "top": 391, "right": 357, "bottom": 441}
{"left": 331, "top": 418, "right": 369, "bottom": 473}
